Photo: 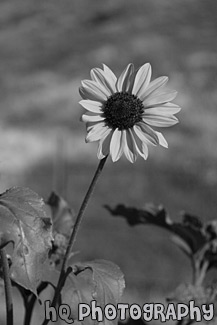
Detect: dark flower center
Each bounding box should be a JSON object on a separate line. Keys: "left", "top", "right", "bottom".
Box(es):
{"left": 102, "top": 92, "right": 144, "bottom": 130}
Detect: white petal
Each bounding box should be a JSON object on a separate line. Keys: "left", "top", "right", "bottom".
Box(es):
{"left": 145, "top": 103, "right": 181, "bottom": 115}
{"left": 86, "top": 123, "right": 109, "bottom": 142}
{"left": 140, "top": 76, "right": 168, "bottom": 101}
{"left": 86, "top": 121, "right": 99, "bottom": 132}
{"left": 79, "top": 100, "right": 103, "bottom": 113}
{"left": 79, "top": 86, "right": 106, "bottom": 102}
{"left": 103, "top": 64, "right": 117, "bottom": 86}
{"left": 143, "top": 89, "right": 177, "bottom": 107}
{"left": 91, "top": 67, "right": 116, "bottom": 94}
{"left": 155, "top": 131, "right": 168, "bottom": 148}
{"left": 110, "top": 129, "right": 123, "bottom": 162}
{"left": 117, "top": 63, "right": 134, "bottom": 92}
{"left": 143, "top": 115, "right": 179, "bottom": 127}
{"left": 141, "top": 142, "right": 149, "bottom": 159}
{"left": 132, "top": 63, "right": 152, "bottom": 97}
{"left": 97, "top": 129, "right": 113, "bottom": 159}
{"left": 79, "top": 87, "right": 89, "bottom": 100}
{"left": 82, "top": 80, "right": 110, "bottom": 98}
{"left": 123, "top": 129, "right": 138, "bottom": 163}
{"left": 133, "top": 125, "right": 156, "bottom": 146}
{"left": 81, "top": 114, "right": 105, "bottom": 123}
{"left": 90, "top": 68, "right": 110, "bottom": 93}
{"left": 135, "top": 122, "right": 159, "bottom": 145}
{"left": 131, "top": 128, "right": 149, "bottom": 159}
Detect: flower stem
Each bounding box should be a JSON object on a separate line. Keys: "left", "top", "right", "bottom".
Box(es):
{"left": 0, "top": 248, "right": 13, "bottom": 325}
{"left": 21, "top": 283, "right": 48, "bottom": 325}
{"left": 62, "top": 156, "right": 107, "bottom": 271}
{"left": 42, "top": 156, "right": 107, "bottom": 325}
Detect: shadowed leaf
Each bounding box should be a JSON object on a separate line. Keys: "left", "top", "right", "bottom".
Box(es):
{"left": 105, "top": 204, "right": 207, "bottom": 255}
{"left": 46, "top": 192, "right": 75, "bottom": 267}
{"left": 46, "top": 192, "right": 75, "bottom": 237}
{"left": 0, "top": 187, "right": 53, "bottom": 295}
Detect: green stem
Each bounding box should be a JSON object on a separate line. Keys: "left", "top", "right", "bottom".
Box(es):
{"left": 0, "top": 248, "right": 13, "bottom": 325}
{"left": 42, "top": 156, "right": 107, "bottom": 325}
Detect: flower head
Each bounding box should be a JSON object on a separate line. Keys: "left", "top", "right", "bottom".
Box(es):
{"left": 79, "top": 63, "right": 181, "bottom": 163}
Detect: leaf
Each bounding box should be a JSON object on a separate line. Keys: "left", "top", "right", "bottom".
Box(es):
{"left": 171, "top": 235, "right": 192, "bottom": 256}
{"left": 105, "top": 203, "right": 171, "bottom": 227}
{"left": 46, "top": 192, "right": 75, "bottom": 267}
{"left": 0, "top": 187, "right": 53, "bottom": 295}
{"left": 46, "top": 192, "right": 75, "bottom": 237}
{"left": 205, "top": 220, "right": 217, "bottom": 240}
{"left": 105, "top": 204, "right": 207, "bottom": 255}
{"left": 41, "top": 260, "right": 61, "bottom": 288}
{"left": 62, "top": 259, "right": 125, "bottom": 325}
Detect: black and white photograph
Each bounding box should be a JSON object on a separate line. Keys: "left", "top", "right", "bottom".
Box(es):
{"left": 0, "top": 1, "right": 217, "bottom": 324}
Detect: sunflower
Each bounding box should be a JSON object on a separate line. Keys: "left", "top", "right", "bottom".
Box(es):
{"left": 79, "top": 63, "right": 181, "bottom": 163}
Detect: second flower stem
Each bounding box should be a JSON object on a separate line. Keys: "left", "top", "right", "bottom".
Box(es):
{"left": 0, "top": 248, "right": 13, "bottom": 325}
{"left": 42, "top": 156, "right": 107, "bottom": 325}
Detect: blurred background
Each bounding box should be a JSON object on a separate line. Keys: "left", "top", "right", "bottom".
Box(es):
{"left": 0, "top": 0, "right": 217, "bottom": 323}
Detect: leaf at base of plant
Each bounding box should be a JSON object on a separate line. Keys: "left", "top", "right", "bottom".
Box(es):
{"left": 0, "top": 187, "right": 53, "bottom": 296}
{"left": 62, "top": 259, "right": 125, "bottom": 325}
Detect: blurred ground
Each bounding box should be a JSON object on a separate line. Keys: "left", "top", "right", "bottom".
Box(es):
{"left": 0, "top": 0, "right": 217, "bottom": 324}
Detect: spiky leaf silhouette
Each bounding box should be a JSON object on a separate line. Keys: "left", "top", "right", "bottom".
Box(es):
{"left": 105, "top": 204, "right": 207, "bottom": 255}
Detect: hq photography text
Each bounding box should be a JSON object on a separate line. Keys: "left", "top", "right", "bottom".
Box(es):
{"left": 44, "top": 300, "right": 214, "bottom": 324}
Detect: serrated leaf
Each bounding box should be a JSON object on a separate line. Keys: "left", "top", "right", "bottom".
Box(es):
{"left": 0, "top": 187, "right": 53, "bottom": 295}
{"left": 106, "top": 204, "right": 207, "bottom": 255}
{"left": 62, "top": 259, "right": 125, "bottom": 325}
{"left": 105, "top": 203, "right": 171, "bottom": 227}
